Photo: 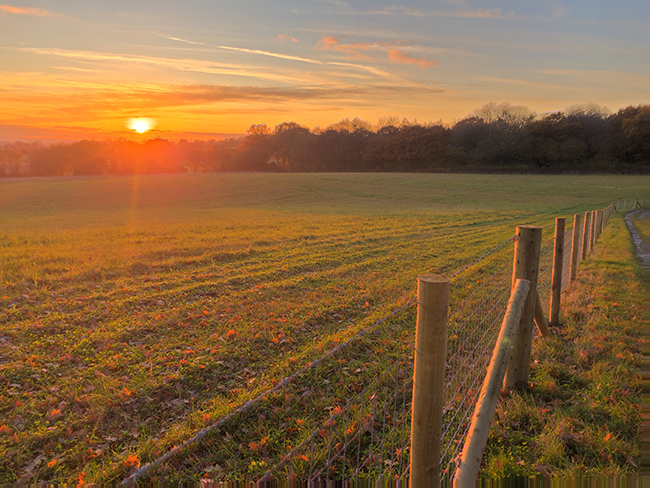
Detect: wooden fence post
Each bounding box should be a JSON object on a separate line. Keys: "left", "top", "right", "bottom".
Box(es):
{"left": 599, "top": 209, "right": 605, "bottom": 235}
{"left": 549, "top": 217, "right": 565, "bottom": 325}
{"left": 569, "top": 214, "right": 582, "bottom": 283}
{"left": 410, "top": 275, "right": 449, "bottom": 488}
{"left": 534, "top": 292, "right": 550, "bottom": 337}
{"left": 581, "top": 211, "right": 591, "bottom": 260}
{"left": 453, "top": 279, "right": 531, "bottom": 488}
{"left": 590, "top": 210, "right": 598, "bottom": 250}
{"left": 504, "top": 226, "right": 542, "bottom": 390}
{"left": 607, "top": 204, "right": 612, "bottom": 225}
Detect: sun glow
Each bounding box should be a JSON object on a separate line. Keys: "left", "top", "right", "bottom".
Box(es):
{"left": 128, "top": 117, "right": 154, "bottom": 133}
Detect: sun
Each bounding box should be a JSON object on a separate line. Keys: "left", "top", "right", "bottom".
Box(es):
{"left": 127, "top": 117, "right": 154, "bottom": 134}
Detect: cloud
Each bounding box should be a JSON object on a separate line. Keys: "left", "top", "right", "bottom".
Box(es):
{"left": 124, "top": 84, "right": 445, "bottom": 107}
{"left": 4, "top": 78, "right": 444, "bottom": 109}
{"left": 540, "top": 68, "right": 650, "bottom": 88}
{"left": 16, "top": 47, "right": 318, "bottom": 84}
{"left": 318, "top": 36, "right": 438, "bottom": 68}
{"left": 318, "top": 0, "right": 348, "bottom": 6}
{"left": 368, "top": 5, "right": 568, "bottom": 21}
{"left": 276, "top": 34, "right": 299, "bottom": 43}
{"left": 317, "top": 36, "right": 376, "bottom": 61}
{"left": 387, "top": 49, "right": 438, "bottom": 68}
{"left": 373, "top": 6, "right": 508, "bottom": 19}
{"left": 162, "top": 34, "right": 320, "bottom": 64}
{"left": 214, "top": 45, "right": 322, "bottom": 64}
{"left": 53, "top": 66, "right": 103, "bottom": 73}
{"left": 165, "top": 36, "right": 206, "bottom": 46}
{"left": 10, "top": 45, "right": 413, "bottom": 89}
{"left": 0, "top": 4, "right": 50, "bottom": 16}
{"left": 474, "top": 75, "right": 597, "bottom": 93}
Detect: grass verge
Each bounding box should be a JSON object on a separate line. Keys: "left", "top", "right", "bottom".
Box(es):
{"left": 482, "top": 214, "right": 643, "bottom": 479}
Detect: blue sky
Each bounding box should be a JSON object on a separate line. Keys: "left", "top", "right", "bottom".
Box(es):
{"left": 1, "top": 0, "right": 648, "bottom": 140}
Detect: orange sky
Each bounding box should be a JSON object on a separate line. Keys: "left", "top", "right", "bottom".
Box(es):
{"left": 1, "top": 1, "right": 648, "bottom": 142}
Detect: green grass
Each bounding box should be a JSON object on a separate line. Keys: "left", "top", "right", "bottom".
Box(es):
{"left": 0, "top": 173, "right": 646, "bottom": 484}
{"left": 481, "top": 214, "right": 643, "bottom": 479}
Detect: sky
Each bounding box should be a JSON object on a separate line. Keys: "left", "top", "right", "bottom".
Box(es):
{"left": 1, "top": 0, "right": 648, "bottom": 142}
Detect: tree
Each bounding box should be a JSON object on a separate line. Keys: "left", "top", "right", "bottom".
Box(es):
{"left": 140, "top": 138, "right": 182, "bottom": 173}
{"left": 607, "top": 104, "right": 648, "bottom": 169}
{"left": 326, "top": 117, "right": 373, "bottom": 133}
{"left": 469, "top": 102, "right": 536, "bottom": 129}
{"left": 235, "top": 125, "right": 272, "bottom": 171}
{"left": 452, "top": 103, "right": 536, "bottom": 167}
{"left": 67, "top": 140, "right": 108, "bottom": 175}
{"left": 271, "top": 122, "right": 312, "bottom": 170}
{"left": 526, "top": 112, "right": 586, "bottom": 169}
{"left": 364, "top": 124, "right": 449, "bottom": 171}
{"left": 29, "top": 143, "right": 70, "bottom": 176}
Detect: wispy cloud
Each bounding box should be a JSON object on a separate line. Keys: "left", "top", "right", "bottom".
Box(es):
{"left": 0, "top": 81, "right": 446, "bottom": 125}
{"left": 318, "top": 0, "right": 348, "bottom": 7}
{"left": 540, "top": 68, "right": 650, "bottom": 88}
{"left": 0, "top": 4, "right": 50, "bottom": 16}
{"left": 327, "top": 61, "right": 402, "bottom": 81}
{"left": 52, "top": 66, "right": 103, "bottom": 73}
{"left": 368, "top": 5, "right": 568, "bottom": 21}
{"left": 387, "top": 49, "right": 438, "bottom": 68}
{"left": 318, "top": 36, "right": 438, "bottom": 68}
{"left": 164, "top": 34, "right": 321, "bottom": 64}
{"left": 474, "top": 75, "right": 597, "bottom": 93}
{"left": 165, "top": 36, "right": 206, "bottom": 46}
{"left": 317, "top": 36, "right": 376, "bottom": 61}
{"left": 10, "top": 45, "right": 416, "bottom": 89}
{"left": 276, "top": 34, "right": 299, "bottom": 43}
{"left": 214, "top": 45, "right": 323, "bottom": 64}
{"left": 372, "top": 6, "right": 510, "bottom": 19}
{"left": 16, "top": 47, "right": 316, "bottom": 84}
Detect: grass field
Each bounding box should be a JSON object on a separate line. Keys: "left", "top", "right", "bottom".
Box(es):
{"left": 0, "top": 173, "right": 646, "bottom": 484}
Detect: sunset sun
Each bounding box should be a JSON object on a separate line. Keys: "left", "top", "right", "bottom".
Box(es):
{"left": 128, "top": 118, "right": 154, "bottom": 134}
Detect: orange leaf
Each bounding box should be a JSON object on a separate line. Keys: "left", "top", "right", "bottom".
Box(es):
{"left": 124, "top": 454, "right": 140, "bottom": 467}
{"left": 47, "top": 408, "right": 62, "bottom": 421}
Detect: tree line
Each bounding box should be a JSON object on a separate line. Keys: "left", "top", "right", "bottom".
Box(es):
{"left": 1, "top": 102, "right": 647, "bottom": 177}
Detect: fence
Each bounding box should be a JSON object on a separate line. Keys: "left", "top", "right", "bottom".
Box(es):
{"left": 121, "top": 200, "right": 638, "bottom": 487}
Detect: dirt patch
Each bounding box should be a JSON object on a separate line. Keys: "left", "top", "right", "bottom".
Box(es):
{"left": 624, "top": 209, "right": 649, "bottom": 268}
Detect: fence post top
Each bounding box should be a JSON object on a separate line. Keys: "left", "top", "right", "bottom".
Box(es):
{"left": 516, "top": 225, "right": 542, "bottom": 230}
{"left": 417, "top": 274, "right": 449, "bottom": 284}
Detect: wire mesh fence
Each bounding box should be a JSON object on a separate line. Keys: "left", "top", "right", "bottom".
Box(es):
{"left": 561, "top": 219, "right": 575, "bottom": 293}
{"left": 440, "top": 237, "right": 515, "bottom": 480}
{"left": 124, "top": 205, "right": 619, "bottom": 486}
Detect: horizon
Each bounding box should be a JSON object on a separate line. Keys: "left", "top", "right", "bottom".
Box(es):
{"left": 0, "top": 99, "right": 646, "bottom": 146}
{"left": 1, "top": 1, "right": 649, "bottom": 143}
